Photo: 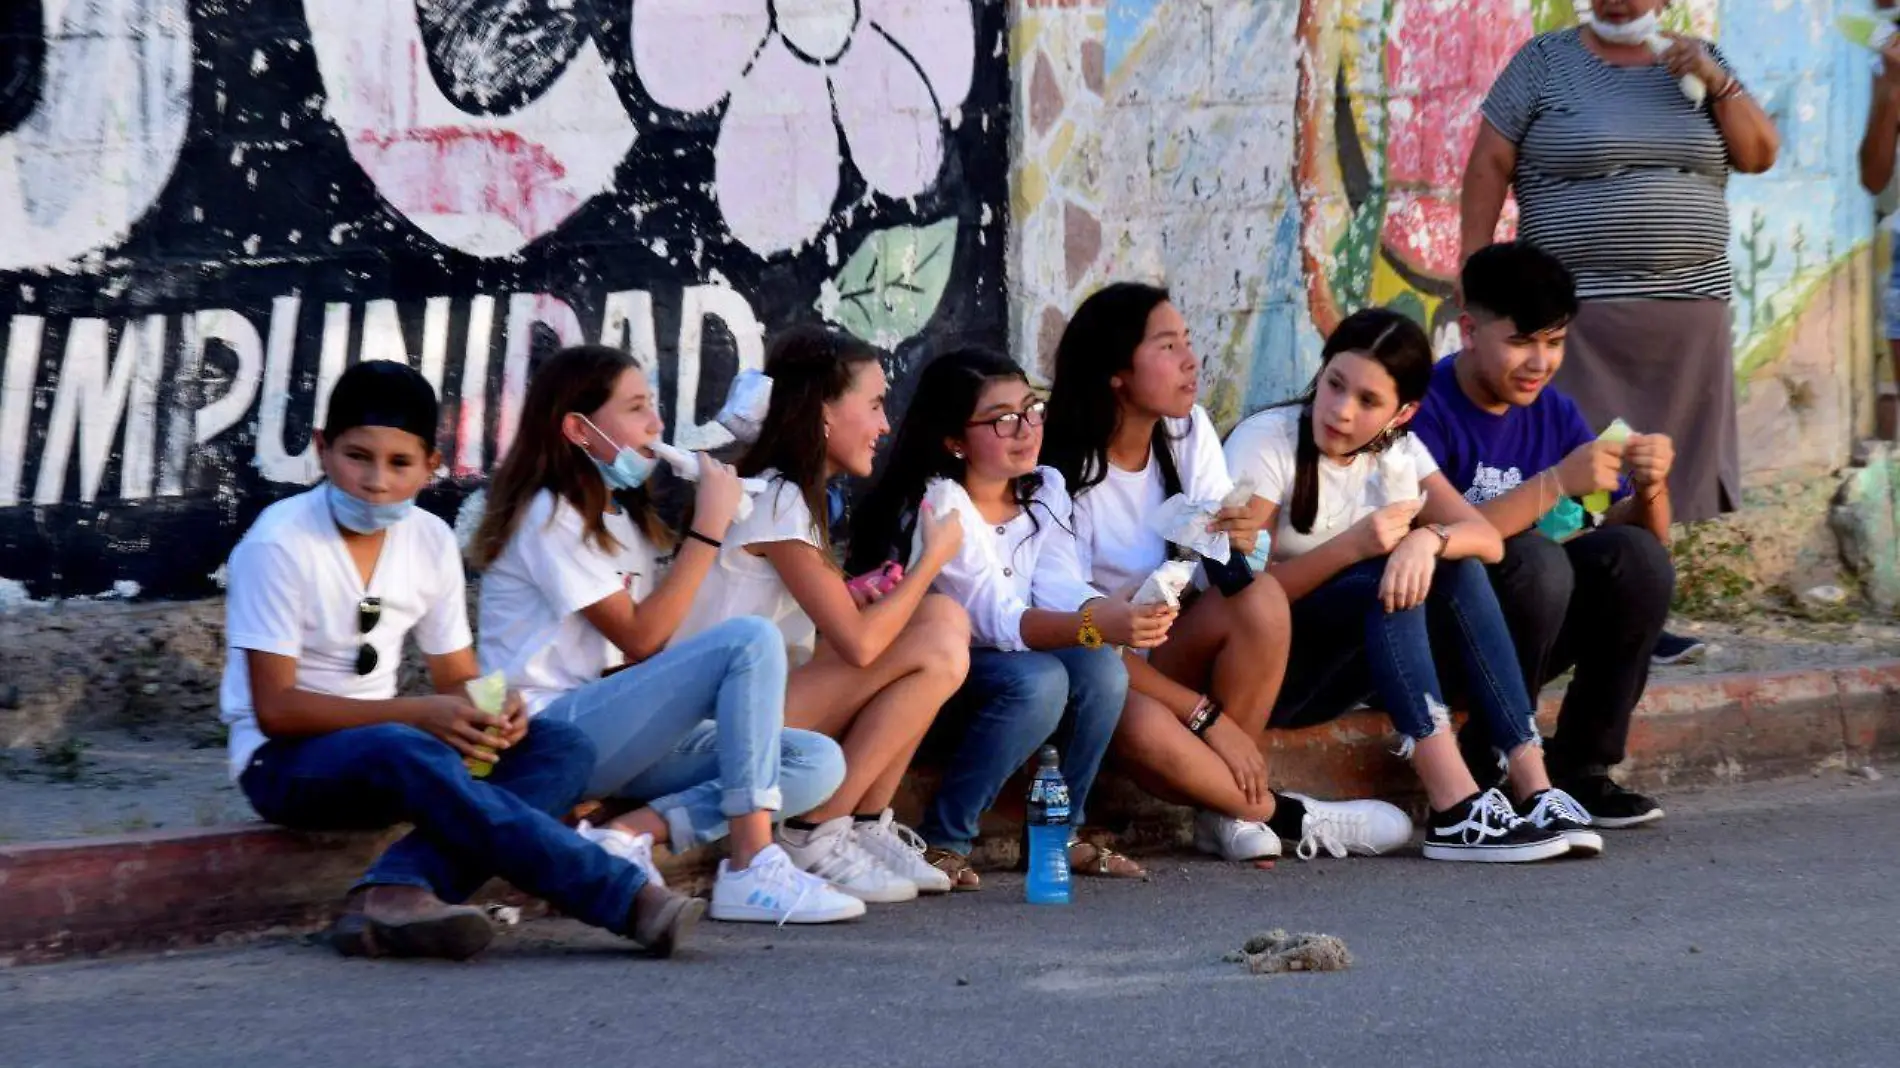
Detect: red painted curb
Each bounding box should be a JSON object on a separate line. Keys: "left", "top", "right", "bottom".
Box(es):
{"left": 4, "top": 661, "right": 1896, "bottom": 965}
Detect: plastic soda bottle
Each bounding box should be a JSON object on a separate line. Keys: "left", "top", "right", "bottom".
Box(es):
{"left": 463, "top": 671, "right": 508, "bottom": 778}
{"left": 1025, "top": 745, "right": 1072, "bottom": 905}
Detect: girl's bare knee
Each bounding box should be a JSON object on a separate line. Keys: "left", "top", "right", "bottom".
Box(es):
{"left": 1239, "top": 574, "right": 1290, "bottom": 631}
{"left": 915, "top": 594, "right": 971, "bottom": 640}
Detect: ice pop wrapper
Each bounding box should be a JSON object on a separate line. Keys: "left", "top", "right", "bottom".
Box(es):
{"left": 1582, "top": 418, "right": 1635, "bottom": 516}
{"left": 1148, "top": 494, "right": 1233, "bottom": 564}
{"left": 907, "top": 479, "right": 969, "bottom": 570}
{"left": 1376, "top": 448, "right": 1423, "bottom": 506}
{"left": 463, "top": 670, "right": 508, "bottom": 778}
{"left": 715, "top": 370, "right": 773, "bottom": 444}
{"left": 650, "top": 441, "right": 771, "bottom": 522}
{"left": 1219, "top": 477, "right": 1257, "bottom": 512}
{"left": 1642, "top": 33, "right": 1706, "bottom": 104}
{"left": 1132, "top": 560, "right": 1198, "bottom": 609}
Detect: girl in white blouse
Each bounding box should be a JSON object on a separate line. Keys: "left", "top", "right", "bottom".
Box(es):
{"left": 670, "top": 326, "right": 970, "bottom": 901}
{"left": 849, "top": 349, "right": 1167, "bottom": 888}
{"left": 1042, "top": 283, "right": 1411, "bottom": 864}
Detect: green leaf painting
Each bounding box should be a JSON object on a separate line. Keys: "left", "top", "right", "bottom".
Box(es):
{"left": 818, "top": 218, "right": 959, "bottom": 347}
{"left": 1531, "top": 0, "right": 1580, "bottom": 34}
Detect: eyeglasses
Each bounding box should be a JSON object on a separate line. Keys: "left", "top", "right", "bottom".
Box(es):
{"left": 967, "top": 400, "right": 1048, "bottom": 439}
{"left": 355, "top": 597, "right": 382, "bottom": 676}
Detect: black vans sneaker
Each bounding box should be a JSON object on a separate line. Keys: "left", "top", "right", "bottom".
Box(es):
{"left": 1652, "top": 631, "right": 1707, "bottom": 666}
{"left": 1422, "top": 789, "right": 1570, "bottom": 864}
{"left": 1520, "top": 787, "right": 1604, "bottom": 858}
{"left": 1558, "top": 774, "right": 1664, "bottom": 829}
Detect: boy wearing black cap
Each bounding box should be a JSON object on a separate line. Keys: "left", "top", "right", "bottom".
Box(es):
{"left": 220, "top": 360, "right": 702, "bottom": 959}
{"left": 1412, "top": 242, "right": 1675, "bottom": 829}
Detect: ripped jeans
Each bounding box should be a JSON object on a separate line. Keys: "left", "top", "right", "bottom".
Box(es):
{"left": 1269, "top": 557, "right": 1540, "bottom": 760}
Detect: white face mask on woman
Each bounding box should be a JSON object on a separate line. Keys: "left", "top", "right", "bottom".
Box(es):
{"left": 1590, "top": 10, "right": 1660, "bottom": 46}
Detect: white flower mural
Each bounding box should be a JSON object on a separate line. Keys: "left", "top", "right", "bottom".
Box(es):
{"left": 632, "top": 0, "right": 975, "bottom": 255}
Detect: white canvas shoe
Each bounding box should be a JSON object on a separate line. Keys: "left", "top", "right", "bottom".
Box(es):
{"left": 577, "top": 820, "right": 665, "bottom": 888}
{"left": 852, "top": 810, "right": 955, "bottom": 894}
{"left": 1284, "top": 794, "right": 1414, "bottom": 859}
{"left": 1192, "top": 810, "right": 1282, "bottom": 861}
{"left": 709, "top": 844, "right": 867, "bottom": 925}
{"left": 780, "top": 816, "right": 919, "bottom": 903}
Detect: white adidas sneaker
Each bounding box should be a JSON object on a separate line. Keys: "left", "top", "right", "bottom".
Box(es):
{"left": 852, "top": 810, "right": 954, "bottom": 894}
{"left": 1285, "top": 794, "right": 1415, "bottom": 859}
{"left": 709, "top": 844, "right": 867, "bottom": 925}
{"left": 577, "top": 820, "right": 665, "bottom": 888}
{"left": 780, "top": 816, "right": 919, "bottom": 903}
{"left": 1192, "top": 810, "right": 1282, "bottom": 861}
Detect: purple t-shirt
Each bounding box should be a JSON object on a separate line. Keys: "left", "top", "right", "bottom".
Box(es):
{"left": 1411, "top": 353, "right": 1627, "bottom": 507}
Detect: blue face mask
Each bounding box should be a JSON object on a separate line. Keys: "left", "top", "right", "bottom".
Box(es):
{"left": 326, "top": 481, "right": 414, "bottom": 534}
{"left": 579, "top": 415, "right": 656, "bottom": 491}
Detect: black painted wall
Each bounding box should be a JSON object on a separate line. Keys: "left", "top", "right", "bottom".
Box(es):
{"left": 0, "top": 0, "right": 1010, "bottom": 599}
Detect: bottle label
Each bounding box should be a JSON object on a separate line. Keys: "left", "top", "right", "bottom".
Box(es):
{"left": 1029, "top": 776, "right": 1071, "bottom": 824}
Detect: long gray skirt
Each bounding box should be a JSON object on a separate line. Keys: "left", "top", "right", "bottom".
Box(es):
{"left": 1552, "top": 298, "right": 1738, "bottom": 524}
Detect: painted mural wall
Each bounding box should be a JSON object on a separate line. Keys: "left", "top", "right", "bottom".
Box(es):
{"left": 1010, "top": 0, "right": 1877, "bottom": 476}
{"left": 0, "top": 0, "right": 1010, "bottom": 599}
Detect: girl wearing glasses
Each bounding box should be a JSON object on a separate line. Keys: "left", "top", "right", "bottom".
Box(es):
{"left": 471, "top": 344, "right": 865, "bottom": 926}
{"left": 221, "top": 361, "right": 703, "bottom": 960}
{"left": 670, "top": 326, "right": 971, "bottom": 902}
{"left": 848, "top": 349, "right": 1160, "bottom": 888}
{"left": 1042, "top": 284, "right": 1413, "bottom": 864}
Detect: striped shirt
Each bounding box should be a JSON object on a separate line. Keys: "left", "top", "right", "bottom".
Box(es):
{"left": 1481, "top": 28, "right": 1737, "bottom": 302}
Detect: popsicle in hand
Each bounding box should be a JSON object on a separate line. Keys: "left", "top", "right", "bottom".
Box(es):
{"left": 463, "top": 670, "right": 509, "bottom": 778}
{"left": 1581, "top": 418, "right": 1634, "bottom": 516}
{"left": 1838, "top": 11, "right": 1900, "bottom": 51}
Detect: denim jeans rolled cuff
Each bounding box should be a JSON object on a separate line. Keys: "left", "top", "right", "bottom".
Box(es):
{"left": 638, "top": 726, "right": 845, "bottom": 850}
{"left": 1272, "top": 556, "right": 1538, "bottom": 767}
{"left": 543, "top": 614, "right": 794, "bottom": 828}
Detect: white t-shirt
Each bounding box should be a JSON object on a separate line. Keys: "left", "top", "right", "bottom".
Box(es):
{"left": 219, "top": 487, "right": 473, "bottom": 782}
{"left": 671, "top": 472, "right": 823, "bottom": 664}
{"left": 1223, "top": 407, "right": 1440, "bottom": 560}
{"left": 926, "top": 468, "right": 1102, "bottom": 652}
{"left": 478, "top": 490, "right": 660, "bottom": 716}
{"left": 1072, "top": 405, "right": 1235, "bottom": 597}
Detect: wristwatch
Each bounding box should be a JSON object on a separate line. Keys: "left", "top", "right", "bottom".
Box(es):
{"left": 1077, "top": 602, "right": 1105, "bottom": 649}
{"left": 1426, "top": 523, "right": 1452, "bottom": 556}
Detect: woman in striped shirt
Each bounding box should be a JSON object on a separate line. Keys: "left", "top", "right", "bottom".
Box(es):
{"left": 1460, "top": 0, "right": 1777, "bottom": 524}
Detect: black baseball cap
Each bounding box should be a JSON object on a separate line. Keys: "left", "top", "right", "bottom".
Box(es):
{"left": 322, "top": 361, "right": 440, "bottom": 448}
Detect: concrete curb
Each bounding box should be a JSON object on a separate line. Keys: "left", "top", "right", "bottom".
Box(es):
{"left": 4, "top": 661, "right": 1896, "bottom": 965}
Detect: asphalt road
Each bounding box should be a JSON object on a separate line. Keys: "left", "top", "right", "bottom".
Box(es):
{"left": 4, "top": 773, "right": 1897, "bottom": 1068}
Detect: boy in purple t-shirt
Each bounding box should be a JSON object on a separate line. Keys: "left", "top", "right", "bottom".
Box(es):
{"left": 1412, "top": 242, "right": 1675, "bottom": 829}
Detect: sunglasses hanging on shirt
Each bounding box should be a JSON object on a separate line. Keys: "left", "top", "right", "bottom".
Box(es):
{"left": 355, "top": 596, "right": 382, "bottom": 676}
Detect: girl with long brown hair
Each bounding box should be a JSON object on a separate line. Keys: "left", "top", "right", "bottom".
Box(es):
{"left": 472, "top": 343, "right": 864, "bottom": 925}
{"left": 672, "top": 326, "right": 971, "bottom": 902}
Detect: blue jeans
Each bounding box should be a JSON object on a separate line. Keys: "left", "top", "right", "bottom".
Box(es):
{"left": 239, "top": 718, "right": 644, "bottom": 934}
{"left": 920, "top": 645, "right": 1128, "bottom": 855}
{"left": 539, "top": 616, "right": 844, "bottom": 849}
{"left": 1271, "top": 557, "right": 1539, "bottom": 759}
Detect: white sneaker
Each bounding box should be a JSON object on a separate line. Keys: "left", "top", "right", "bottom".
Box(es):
{"left": 576, "top": 820, "right": 665, "bottom": 888}
{"left": 852, "top": 810, "right": 955, "bottom": 894}
{"left": 1284, "top": 794, "right": 1414, "bottom": 859}
{"left": 708, "top": 844, "right": 867, "bottom": 925}
{"left": 780, "top": 817, "right": 919, "bottom": 903}
{"left": 1192, "top": 810, "right": 1282, "bottom": 861}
